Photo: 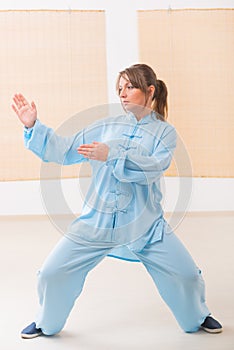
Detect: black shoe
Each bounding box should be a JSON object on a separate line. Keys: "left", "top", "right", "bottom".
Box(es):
{"left": 21, "top": 322, "right": 43, "bottom": 339}
{"left": 201, "top": 316, "right": 223, "bottom": 334}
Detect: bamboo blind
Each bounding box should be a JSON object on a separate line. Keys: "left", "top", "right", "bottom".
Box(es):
{"left": 138, "top": 9, "right": 234, "bottom": 177}
{"left": 0, "top": 10, "right": 107, "bottom": 181}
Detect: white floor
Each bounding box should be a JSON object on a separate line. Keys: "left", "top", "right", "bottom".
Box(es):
{"left": 0, "top": 212, "right": 234, "bottom": 350}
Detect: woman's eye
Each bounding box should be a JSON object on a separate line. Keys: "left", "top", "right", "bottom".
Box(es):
{"left": 118, "top": 85, "right": 134, "bottom": 94}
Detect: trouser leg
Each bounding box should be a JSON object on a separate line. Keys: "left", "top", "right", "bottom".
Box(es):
{"left": 35, "top": 236, "right": 111, "bottom": 335}
{"left": 134, "top": 231, "right": 210, "bottom": 332}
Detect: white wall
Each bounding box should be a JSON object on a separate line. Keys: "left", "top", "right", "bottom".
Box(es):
{"left": 0, "top": 0, "right": 234, "bottom": 215}
{"left": 1, "top": 177, "right": 234, "bottom": 216}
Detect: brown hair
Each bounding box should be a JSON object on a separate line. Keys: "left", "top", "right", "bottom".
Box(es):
{"left": 116, "top": 63, "right": 168, "bottom": 121}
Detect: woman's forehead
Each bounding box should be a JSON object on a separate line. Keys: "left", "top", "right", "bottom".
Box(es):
{"left": 119, "top": 74, "right": 130, "bottom": 85}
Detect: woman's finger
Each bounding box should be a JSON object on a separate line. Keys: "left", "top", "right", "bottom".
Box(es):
{"left": 18, "top": 93, "right": 29, "bottom": 106}
{"left": 31, "top": 101, "right": 37, "bottom": 110}
{"left": 13, "top": 95, "right": 22, "bottom": 109}
{"left": 78, "top": 143, "right": 95, "bottom": 149}
{"left": 12, "top": 104, "right": 19, "bottom": 116}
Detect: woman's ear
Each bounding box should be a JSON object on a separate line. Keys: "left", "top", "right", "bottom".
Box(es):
{"left": 148, "top": 85, "right": 155, "bottom": 99}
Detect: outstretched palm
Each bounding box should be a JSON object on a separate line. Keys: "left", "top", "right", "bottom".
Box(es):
{"left": 12, "top": 93, "right": 37, "bottom": 128}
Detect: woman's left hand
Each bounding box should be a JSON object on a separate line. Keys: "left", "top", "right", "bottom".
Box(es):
{"left": 77, "top": 141, "right": 109, "bottom": 161}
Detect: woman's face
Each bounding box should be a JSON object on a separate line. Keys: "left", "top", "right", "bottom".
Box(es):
{"left": 118, "top": 75, "right": 153, "bottom": 118}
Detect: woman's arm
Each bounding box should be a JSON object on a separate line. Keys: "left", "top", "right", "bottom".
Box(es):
{"left": 24, "top": 120, "right": 87, "bottom": 164}
{"left": 78, "top": 124, "right": 177, "bottom": 185}
{"left": 12, "top": 93, "right": 87, "bottom": 165}
{"left": 109, "top": 126, "right": 176, "bottom": 185}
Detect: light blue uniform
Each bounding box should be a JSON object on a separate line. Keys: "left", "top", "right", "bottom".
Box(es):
{"left": 24, "top": 112, "right": 210, "bottom": 335}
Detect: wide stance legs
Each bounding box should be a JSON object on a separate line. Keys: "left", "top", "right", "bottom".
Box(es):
{"left": 35, "top": 237, "right": 112, "bottom": 335}
{"left": 135, "top": 232, "right": 210, "bottom": 332}
{"left": 34, "top": 232, "right": 210, "bottom": 336}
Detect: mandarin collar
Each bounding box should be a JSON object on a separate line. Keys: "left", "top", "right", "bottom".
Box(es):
{"left": 126, "top": 111, "right": 158, "bottom": 124}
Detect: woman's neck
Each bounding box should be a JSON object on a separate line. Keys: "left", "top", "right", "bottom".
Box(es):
{"left": 134, "top": 107, "right": 153, "bottom": 121}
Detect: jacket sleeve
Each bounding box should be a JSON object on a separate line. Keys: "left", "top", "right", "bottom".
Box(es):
{"left": 24, "top": 119, "right": 88, "bottom": 165}
{"left": 106, "top": 125, "right": 177, "bottom": 185}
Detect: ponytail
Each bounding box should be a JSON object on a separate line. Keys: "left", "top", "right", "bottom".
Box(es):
{"left": 152, "top": 79, "right": 168, "bottom": 121}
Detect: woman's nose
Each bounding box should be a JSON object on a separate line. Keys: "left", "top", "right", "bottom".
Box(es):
{"left": 120, "top": 88, "right": 127, "bottom": 98}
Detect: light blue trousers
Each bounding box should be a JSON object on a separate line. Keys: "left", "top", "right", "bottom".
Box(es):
{"left": 35, "top": 232, "right": 210, "bottom": 335}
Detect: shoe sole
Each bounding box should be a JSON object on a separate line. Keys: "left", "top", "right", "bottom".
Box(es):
{"left": 201, "top": 326, "right": 223, "bottom": 334}
{"left": 21, "top": 331, "right": 43, "bottom": 339}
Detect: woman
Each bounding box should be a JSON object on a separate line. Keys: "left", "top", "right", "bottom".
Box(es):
{"left": 12, "top": 64, "right": 222, "bottom": 339}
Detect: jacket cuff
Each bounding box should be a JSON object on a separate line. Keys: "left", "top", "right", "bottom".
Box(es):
{"left": 106, "top": 145, "right": 125, "bottom": 166}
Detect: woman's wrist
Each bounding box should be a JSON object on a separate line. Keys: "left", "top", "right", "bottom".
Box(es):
{"left": 25, "top": 119, "right": 36, "bottom": 128}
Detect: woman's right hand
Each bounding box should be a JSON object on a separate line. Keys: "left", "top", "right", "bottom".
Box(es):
{"left": 12, "top": 93, "right": 37, "bottom": 128}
